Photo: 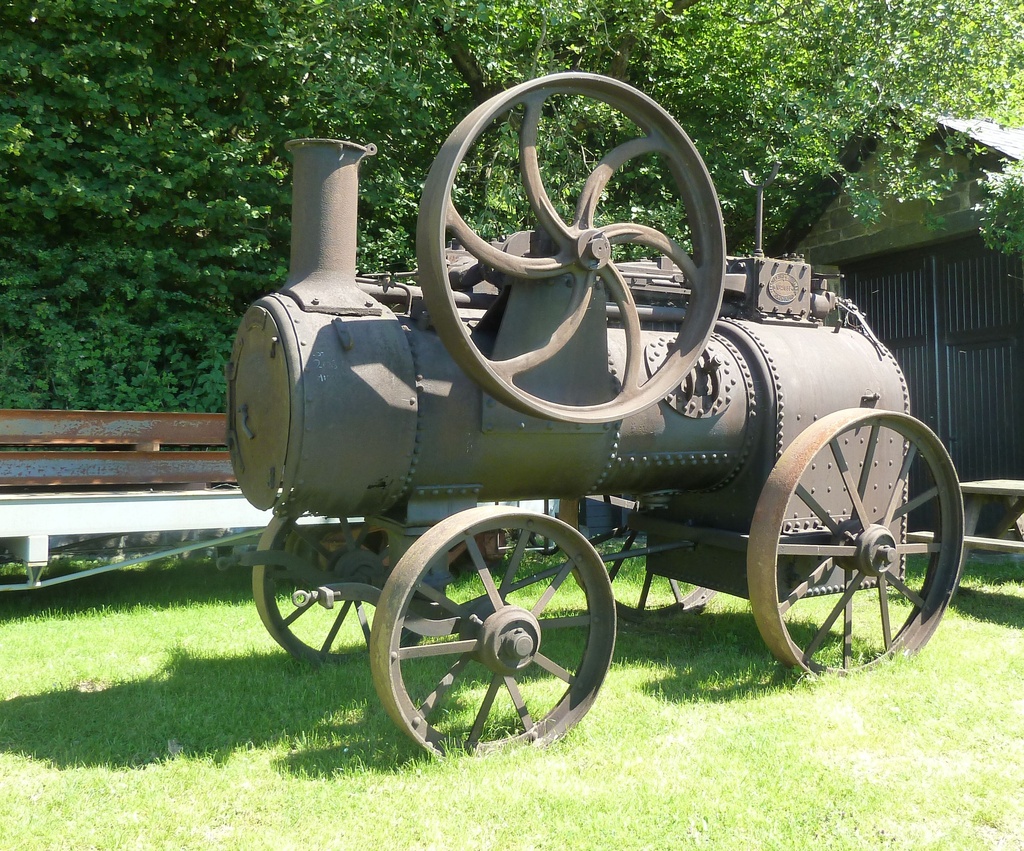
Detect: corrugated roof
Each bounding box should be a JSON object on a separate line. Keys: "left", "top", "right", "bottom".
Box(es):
{"left": 940, "top": 117, "right": 1024, "bottom": 160}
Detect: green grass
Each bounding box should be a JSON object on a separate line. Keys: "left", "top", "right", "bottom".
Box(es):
{"left": 1, "top": 553, "right": 1023, "bottom": 850}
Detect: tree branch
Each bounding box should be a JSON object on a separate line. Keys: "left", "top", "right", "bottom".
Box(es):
{"left": 433, "top": 18, "right": 501, "bottom": 105}
{"left": 610, "top": 0, "right": 703, "bottom": 80}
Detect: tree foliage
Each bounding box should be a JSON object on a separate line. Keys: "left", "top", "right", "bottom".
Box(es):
{"left": 2, "top": 0, "right": 1022, "bottom": 410}
{"left": 980, "top": 160, "right": 1024, "bottom": 257}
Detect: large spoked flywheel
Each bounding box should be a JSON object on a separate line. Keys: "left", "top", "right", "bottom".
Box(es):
{"left": 416, "top": 72, "right": 726, "bottom": 424}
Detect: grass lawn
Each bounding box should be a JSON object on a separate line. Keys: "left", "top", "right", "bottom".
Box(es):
{"left": 1, "top": 551, "right": 1022, "bottom": 850}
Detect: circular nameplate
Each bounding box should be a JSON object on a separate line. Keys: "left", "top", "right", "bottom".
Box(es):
{"left": 767, "top": 272, "right": 798, "bottom": 305}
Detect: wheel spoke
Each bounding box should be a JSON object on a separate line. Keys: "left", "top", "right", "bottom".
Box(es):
{"left": 282, "top": 599, "right": 314, "bottom": 628}
{"left": 606, "top": 530, "right": 639, "bottom": 583}
{"left": 532, "top": 651, "right": 575, "bottom": 685}
{"left": 467, "top": 536, "right": 505, "bottom": 611}
{"left": 530, "top": 557, "right": 576, "bottom": 616}
{"left": 398, "top": 638, "right": 479, "bottom": 660}
{"left": 318, "top": 601, "right": 351, "bottom": 655}
{"left": 778, "top": 557, "right": 834, "bottom": 615}
{"left": 466, "top": 674, "right": 504, "bottom": 750}
{"left": 794, "top": 484, "right": 843, "bottom": 536}
{"left": 637, "top": 568, "right": 655, "bottom": 611}
{"left": 803, "top": 570, "right": 866, "bottom": 662}
{"left": 411, "top": 579, "right": 468, "bottom": 618}
{"left": 843, "top": 594, "right": 854, "bottom": 671}
{"left": 857, "top": 423, "right": 881, "bottom": 499}
{"left": 669, "top": 580, "right": 685, "bottom": 606}
{"left": 356, "top": 602, "right": 372, "bottom": 645}
{"left": 499, "top": 530, "right": 533, "bottom": 595}
{"left": 537, "top": 614, "right": 591, "bottom": 629}
{"left": 831, "top": 438, "right": 871, "bottom": 525}
{"left": 892, "top": 485, "right": 939, "bottom": 522}
{"left": 418, "top": 655, "right": 471, "bottom": 719}
{"left": 776, "top": 542, "right": 856, "bottom": 557}
{"left": 503, "top": 676, "right": 535, "bottom": 732}
{"left": 506, "top": 561, "right": 568, "bottom": 594}
{"left": 885, "top": 573, "right": 926, "bottom": 609}
{"left": 882, "top": 442, "right": 918, "bottom": 526}
{"left": 878, "top": 575, "right": 893, "bottom": 650}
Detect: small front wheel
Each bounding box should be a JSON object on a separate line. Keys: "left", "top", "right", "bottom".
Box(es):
{"left": 370, "top": 506, "right": 616, "bottom": 755}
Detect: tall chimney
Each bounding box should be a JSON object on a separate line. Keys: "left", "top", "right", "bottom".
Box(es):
{"left": 281, "top": 138, "right": 376, "bottom": 310}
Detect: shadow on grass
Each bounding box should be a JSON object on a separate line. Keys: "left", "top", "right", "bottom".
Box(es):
{"left": 2, "top": 556, "right": 1019, "bottom": 777}
{"left": 612, "top": 608, "right": 799, "bottom": 703}
{"left": 951, "top": 556, "right": 1024, "bottom": 629}
{"left": 0, "top": 556, "right": 255, "bottom": 618}
{"left": 0, "top": 647, "right": 430, "bottom": 775}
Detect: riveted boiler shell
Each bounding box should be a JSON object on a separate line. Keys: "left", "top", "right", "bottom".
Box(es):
{"left": 227, "top": 294, "right": 418, "bottom": 517}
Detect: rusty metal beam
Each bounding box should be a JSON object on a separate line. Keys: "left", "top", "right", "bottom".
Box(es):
{"left": 0, "top": 410, "right": 227, "bottom": 447}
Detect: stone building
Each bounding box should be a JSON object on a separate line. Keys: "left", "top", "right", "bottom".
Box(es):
{"left": 792, "top": 119, "right": 1024, "bottom": 482}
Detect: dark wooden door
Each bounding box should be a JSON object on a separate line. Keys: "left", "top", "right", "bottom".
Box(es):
{"left": 844, "top": 237, "right": 1024, "bottom": 481}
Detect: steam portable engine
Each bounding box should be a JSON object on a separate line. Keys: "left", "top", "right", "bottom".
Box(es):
{"left": 227, "top": 74, "right": 964, "bottom": 755}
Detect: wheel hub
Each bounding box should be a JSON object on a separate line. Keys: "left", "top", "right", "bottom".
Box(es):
{"left": 853, "top": 524, "right": 899, "bottom": 577}
{"left": 331, "top": 548, "right": 388, "bottom": 587}
{"left": 475, "top": 606, "right": 542, "bottom": 675}
{"left": 575, "top": 229, "right": 611, "bottom": 270}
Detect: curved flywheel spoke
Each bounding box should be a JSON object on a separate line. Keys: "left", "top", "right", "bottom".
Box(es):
{"left": 445, "top": 203, "right": 570, "bottom": 279}
{"left": 574, "top": 135, "right": 667, "bottom": 228}
{"left": 600, "top": 221, "right": 701, "bottom": 284}
{"left": 489, "top": 274, "right": 597, "bottom": 381}
{"left": 518, "top": 94, "right": 575, "bottom": 248}
{"left": 599, "top": 263, "right": 644, "bottom": 393}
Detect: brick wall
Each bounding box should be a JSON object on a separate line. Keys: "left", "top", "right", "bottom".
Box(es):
{"left": 796, "top": 148, "right": 992, "bottom": 268}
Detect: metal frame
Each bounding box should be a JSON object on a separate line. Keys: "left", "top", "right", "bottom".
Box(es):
{"left": 1, "top": 488, "right": 272, "bottom": 591}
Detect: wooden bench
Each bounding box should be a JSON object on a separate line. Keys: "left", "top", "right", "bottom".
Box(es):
{"left": 960, "top": 479, "right": 1024, "bottom": 556}
{"left": 0, "top": 409, "right": 272, "bottom": 589}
